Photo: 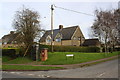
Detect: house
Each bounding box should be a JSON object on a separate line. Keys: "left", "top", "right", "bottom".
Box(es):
{"left": 0, "top": 39, "right": 2, "bottom": 48}
{"left": 2, "top": 31, "right": 17, "bottom": 44}
{"left": 1, "top": 31, "right": 21, "bottom": 48}
{"left": 82, "top": 38, "right": 101, "bottom": 47}
{"left": 40, "top": 25, "right": 85, "bottom": 46}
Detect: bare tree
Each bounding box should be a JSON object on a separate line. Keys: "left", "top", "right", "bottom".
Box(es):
{"left": 88, "top": 28, "right": 97, "bottom": 39}
{"left": 91, "top": 9, "right": 119, "bottom": 52}
{"left": 114, "top": 9, "right": 120, "bottom": 44}
{"left": 13, "top": 7, "right": 41, "bottom": 56}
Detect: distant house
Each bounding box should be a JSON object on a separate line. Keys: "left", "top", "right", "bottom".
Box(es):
{"left": 0, "top": 39, "right": 2, "bottom": 48}
{"left": 1, "top": 31, "right": 21, "bottom": 48}
{"left": 82, "top": 39, "right": 101, "bottom": 47}
{"left": 40, "top": 25, "right": 85, "bottom": 46}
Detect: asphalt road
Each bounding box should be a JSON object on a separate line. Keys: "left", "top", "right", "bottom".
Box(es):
{"left": 2, "top": 59, "right": 119, "bottom": 79}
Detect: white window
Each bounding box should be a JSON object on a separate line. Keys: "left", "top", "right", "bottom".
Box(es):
{"left": 74, "top": 37, "right": 76, "bottom": 40}
{"left": 55, "top": 38, "right": 61, "bottom": 42}
{"left": 4, "top": 42, "right": 7, "bottom": 44}
{"left": 46, "top": 39, "right": 51, "bottom": 43}
{"left": 55, "top": 33, "right": 62, "bottom": 42}
{"left": 46, "top": 35, "right": 51, "bottom": 43}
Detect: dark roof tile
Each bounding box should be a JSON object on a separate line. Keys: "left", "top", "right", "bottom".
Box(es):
{"left": 40, "top": 26, "right": 78, "bottom": 42}
{"left": 83, "top": 39, "right": 100, "bottom": 46}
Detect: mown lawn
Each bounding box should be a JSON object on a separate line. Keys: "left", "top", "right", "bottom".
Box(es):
{"left": 3, "top": 52, "right": 120, "bottom": 65}
{"left": 3, "top": 57, "right": 33, "bottom": 64}
{"left": 41, "top": 51, "right": 120, "bottom": 65}
{"left": 2, "top": 65, "right": 64, "bottom": 70}
{"left": 2, "top": 51, "right": 120, "bottom": 70}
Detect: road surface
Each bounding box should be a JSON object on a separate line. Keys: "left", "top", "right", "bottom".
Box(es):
{"left": 2, "top": 59, "right": 119, "bottom": 78}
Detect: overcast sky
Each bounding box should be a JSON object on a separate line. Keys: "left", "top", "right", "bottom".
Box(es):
{"left": 0, "top": 0, "right": 119, "bottom": 39}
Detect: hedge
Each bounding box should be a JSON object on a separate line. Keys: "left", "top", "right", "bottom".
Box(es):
{"left": 2, "top": 45, "right": 100, "bottom": 58}
{"left": 115, "top": 47, "right": 120, "bottom": 51}
{"left": 39, "top": 45, "right": 100, "bottom": 52}
{"left": 102, "top": 47, "right": 120, "bottom": 52}
{"left": 2, "top": 48, "right": 22, "bottom": 58}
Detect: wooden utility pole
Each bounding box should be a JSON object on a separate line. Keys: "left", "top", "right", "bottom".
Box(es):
{"left": 36, "top": 44, "right": 39, "bottom": 61}
{"left": 51, "top": 5, "right": 54, "bottom": 52}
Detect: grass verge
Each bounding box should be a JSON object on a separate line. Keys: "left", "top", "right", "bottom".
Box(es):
{"left": 2, "top": 56, "right": 12, "bottom": 62}
{"left": 41, "top": 51, "right": 120, "bottom": 65}
{"left": 3, "top": 57, "right": 33, "bottom": 64}
{"left": 79, "top": 55, "right": 119, "bottom": 67}
{"left": 3, "top": 51, "right": 120, "bottom": 65}
{"left": 2, "top": 65, "right": 64, "bottom": 71}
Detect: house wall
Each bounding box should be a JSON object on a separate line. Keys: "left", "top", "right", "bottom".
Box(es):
{"left": 71, "top": 40, "right": 80, "bottom": 46}
{"left": 54, "top": 40, "right": 81, "bottom": 46}
{"left": 96, "top": 43, "right": 101, "bottom": 47}
{"left": 54, "top": 41, "right": 62, "bottom": 45}
{"left": 40, "top": 40, "right": 72, "bottom": 46}
{"left": 40, "top": 42, "right": 51, "bottom": 45}
{"left": 54, "top": 39, "right": 83, "bottom": 46}
{"left": 40, "top": 39, "right": 83, "bottom": 46}
{"left": 61, "top": 40, "right": 72, "bottom": 46}
{"left": 95, "top": 43, "right": 101, "bottom": 47}
{"left": 71, "top": 27, "right": 85, "bottom": 46}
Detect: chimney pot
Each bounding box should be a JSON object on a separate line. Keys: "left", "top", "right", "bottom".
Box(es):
{"left": 10, "top": 31, "right": 14, "bottom": 34}
{"left": 59, "top": 25, "right": 63, "bottom": 30}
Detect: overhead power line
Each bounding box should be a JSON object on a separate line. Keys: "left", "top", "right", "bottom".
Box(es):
{"left": 54, "top": 5, "right": 94, "bottom": 17}
{"left": 54, "top": 11, "right": 68, "bottom": 25}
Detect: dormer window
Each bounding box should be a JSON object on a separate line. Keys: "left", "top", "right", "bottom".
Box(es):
{"left": 55, "top": 33, "right": 62, "bottom": 42}
{"left": 46, "top": 35, "right": 51, "bottom": 43}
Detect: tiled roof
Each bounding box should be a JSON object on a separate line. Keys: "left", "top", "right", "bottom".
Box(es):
{"left": 40, "top": 26, "right": 78, "bottom": 42}
{"left": 2, "top": 32, "right": 19, "bottom": 44}
{"left": 82, "top": 39, "right": 100, "bottom": 46}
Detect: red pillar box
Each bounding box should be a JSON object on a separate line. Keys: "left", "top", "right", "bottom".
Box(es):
{"left": 40, "top": 48, "right": 48, "bottom": 61}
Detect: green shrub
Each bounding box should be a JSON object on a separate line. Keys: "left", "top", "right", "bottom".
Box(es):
{"left": 2, "top": 48, "right": 23, "bottom": 58}
{"left": 2, "top": 48, "right": 16, "bottom": 57}
{"left": 39, "top": 44, "right": 100, "bottom": 52}
{"left": 2, "top": 56, "right": 12, "bottom": 62}
{"left": 115, "top": 47, "right": 120, "bottom": 51}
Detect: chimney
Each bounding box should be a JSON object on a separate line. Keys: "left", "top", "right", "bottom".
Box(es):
{"left": 59, "top": 25, "right": 63, "bottom": 30}
{"left": 10, "top": 31, "right": 14, "bottom": 34}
